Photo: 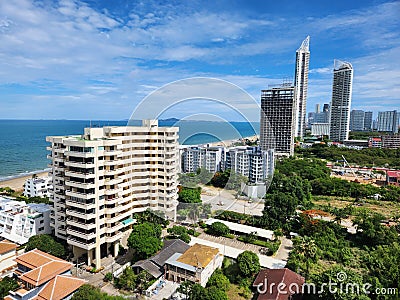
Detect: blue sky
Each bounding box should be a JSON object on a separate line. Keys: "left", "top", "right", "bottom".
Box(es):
{"left": 0, "top": 0, "right": 399, "bottom": 121}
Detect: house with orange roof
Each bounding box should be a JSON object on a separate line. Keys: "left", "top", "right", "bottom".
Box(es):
{"left": 5, "top": 248, "right": 85, "bottom": 300}
{"left": 165, "top": 243, "right": 223, "bottom": 287}
{"left": 0, "top": 239, "right": 18, "bottom": 277}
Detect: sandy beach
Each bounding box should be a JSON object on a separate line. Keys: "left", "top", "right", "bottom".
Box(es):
{"left": 208, "top": 134, "right": 259, "bottom": 147}
{"left": 0, "top": 171, "right": 49, "bottom": 192}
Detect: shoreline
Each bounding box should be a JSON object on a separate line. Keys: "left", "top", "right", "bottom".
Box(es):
{"left": 0, "top": 169, "right": 50, "bottom": 192}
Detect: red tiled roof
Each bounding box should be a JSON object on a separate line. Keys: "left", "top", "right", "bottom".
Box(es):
{"left": 34, "top": 275, "right": 86, "bottom": 300}
{"left": 19, "top": 260, "right": 72, "bottom": 287}
{"left": 15, "top": 249, "right": 73, "bottom": 287}
{"left": 0, "top": 240, "right": 17, "bottom": 255}
{"left": 15, "top": 249, "right": 65, "bottom": 270}
{"left": 253, "top": 268, "right": 305, "bottom": 300}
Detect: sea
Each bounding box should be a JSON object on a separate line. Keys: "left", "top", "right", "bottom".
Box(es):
{"left": 0, "top": 119, "right": 260, "bottom": 180}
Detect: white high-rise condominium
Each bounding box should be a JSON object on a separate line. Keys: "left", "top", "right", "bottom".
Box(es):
{"left": 46, "top": 120, "right": 179, "bottom": 268}
{"left": 294, "top": 36, "right": 310, "bottom": 138}
{"left": 329, "top": 60, "right": 353, "bottom": 142}
{"left": 260, "top": 85, "right": 296, "bottom": 156}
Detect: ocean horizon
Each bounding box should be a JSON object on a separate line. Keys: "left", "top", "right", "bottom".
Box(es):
{"left": 0, "top": 119, "right": 260, "bottom": 180}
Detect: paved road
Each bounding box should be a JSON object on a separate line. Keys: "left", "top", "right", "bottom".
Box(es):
{"left": 200, "top": 185, "right": 264, "bottom": 216}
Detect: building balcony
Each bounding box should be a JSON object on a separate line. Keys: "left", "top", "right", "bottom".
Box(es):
{"left": 65, "top": 190, "right": 95, "bottom": 200}
{"left": 65, "top": 161, "right": 94, "bottom": 168}
{"left": 105, "top": 231, "right": 123, "bottom": 243}
{"left": 65, "top": 151, "right": 95, "bottom": 158}
{"left": 66, "top": 199, "right": 96, "bottom": 210}
{"left": 104, "top": 187, "right": 122, "bottom": 196}
{"left": 105, "top": 222, "right": 123, "bottom": 234}
{"left": 65, "top": 180, "right": 96, "bottom": 189}
{"left": 67, "top": 237, "right": 96, "bottom": 250}
{"left": 67, "top": 228, "right": 96, "bottom": 240}
{"left": 66, "top": 209, "right": 96, "bottom": 220}
{"left": 65, "top": 170, "right": 95, "bottom": 179}
{"left": 66, "top": 218, "right": 96, "bottom": 230}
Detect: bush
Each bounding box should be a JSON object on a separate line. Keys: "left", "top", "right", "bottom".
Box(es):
{"left": 207, "top": 269, "right": 230, "bottom": 291}
{"left": 209, "top": 222, "right": 230, "bottom": 236}
{"left": 104, "top": 272, "right": 113, "bottom": 282}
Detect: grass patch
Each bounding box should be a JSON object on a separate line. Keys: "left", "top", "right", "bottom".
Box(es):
{"left": 237, "top": 237, "right": 281, "bottom": 255}
{"left": 312, "top": 195, "right": 400, "bottom": 219}
{"left": 226, "top": 284, "right": 251, "bottom": 300}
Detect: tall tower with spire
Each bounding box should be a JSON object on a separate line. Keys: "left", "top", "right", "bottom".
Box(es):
{"left": 294, "top": 36, "right": 310, "bottom": 138}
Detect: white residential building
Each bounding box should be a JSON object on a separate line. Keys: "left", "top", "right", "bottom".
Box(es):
{"left": 180, "top": 146, "right": 224, "bottom": 174}
{"left": 23, "top": 177, "right": 52, "bottom": 198}
{"left": 329, "top": 60, "right": 353, "bottom": 142}
{"left": 46, "top": 120, "right": 179, "bottom": 268}
{"left": 294, "top": 36, "right": 310, "bottom": 138}
{"left": 225, "top": 146, "right": 274, "bottom": 184}
{"left": 180, "top": 145, "right": 274, "bottom": 184}
{"left": 0, "top": 197, "right": 51, "bottom": 245}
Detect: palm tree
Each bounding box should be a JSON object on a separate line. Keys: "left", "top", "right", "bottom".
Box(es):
{"left": 295, "top": 236, "right": 317, "bottom": 281}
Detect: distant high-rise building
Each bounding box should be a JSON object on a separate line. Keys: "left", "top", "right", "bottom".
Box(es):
{"left": 329, "top": 60, "right": 353, "bottom": 142}
{"left": 377, "top": 110, "right": 399, "bottom": 133}
{"left": 315, "top": 104, "right": 320, "bottom": 114}
{"left": 323, "top": 103, "right": 330, "bottom": 112}
{"left": 350, "top": 110, "right": 365, "bottom": 131}
{"left": 364, "top": 111, "right": 373, "bottom": 131}
{"left": 294, "top": 36, "right": 310, "bottom": 138}
{"left": 260, "top": 85, "right": 296, "bottom": 156}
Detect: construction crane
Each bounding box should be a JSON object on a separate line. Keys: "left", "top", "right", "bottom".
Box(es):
{"left": 341, "top": 155, "right": 360, "bottom": 182}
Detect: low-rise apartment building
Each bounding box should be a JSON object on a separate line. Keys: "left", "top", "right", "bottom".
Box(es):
{"left": 0, "top": 198, "right": 51, "bottom": 245}
{"left": 23, "top": 177, "right": 52, "bottom": 198}
{"left": 165, "top": 243, "right": 223, "bottom": 287}
{"left": 46, "top": 120, "right": 179, "bottom": 268}
{"left": 181, "top": 145, "right": 274, "bottom": 184}
{"left": 180, "top": 146, "right": 224, "bottom": 174}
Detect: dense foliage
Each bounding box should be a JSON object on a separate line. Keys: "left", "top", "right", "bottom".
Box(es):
{"left": 296, "top": 143, "right": 400, "bottom": 168}
{"left": 237, "top": 250, "right": 261, "bottom": 277}
{"left": 0, "top": 277, "right": 19, "bottom": 299}
{"left": 25, "top": 234, "right": 67, "bottom": 258}
{"left": 114, "top": 267, "right": 153, "bottom": 293}
{"left": 178, "top": 282, "right": 229, "bottom": 300}
{"left": 127, "top": 222, "right": 162, "bottom": 260}
{"left": 167, "top": 225, "right": 191, "bottom": 243}
{"left": 72, "top": 284, "right": 125, "bottom": 300}
{"left": 208, "top": 221, "right": 230, "bottom": 236}
{"left": 178, "top": 186, "right": 202, "bottom": 203}
{"left": 134, "top": 209, "right": 169, "bottom": 227}
{"left": 206, "top": 269, "right": 230, "bottom": 292}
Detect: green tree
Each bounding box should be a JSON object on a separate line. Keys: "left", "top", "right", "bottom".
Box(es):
{"left": 209, "top": 222, "right": 230, "bottom": 236}
{"left": 237, "top": 250, "right": 260, "bottom": 277}
{"left": 167, "top": 225, "right": 191, "bottom": 243}
{"left": 294, "top": 236, "right": 317, "bottom": 280}
{"left": 206, "top": 269, "right": 230, "bottom": 291}
{"left": 127, "top": 222, "right": 162, "bottom": 260}
{"left": 178, "top": 187, "right": 202, "bottom": 203}
{"left": 25, "top": 234, "right": 67, "bottom": 258}
{"left": 0, "top": 277, "right": 19, "bottom": 299}
{"left": 260, "top": 192, "right": 298, "bottom": 230}
{"left": 72, "top": 284, "right": 124, "bottom": 300}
